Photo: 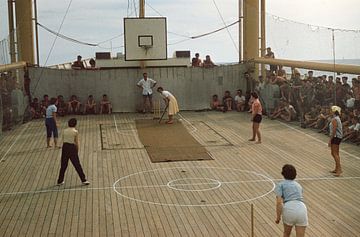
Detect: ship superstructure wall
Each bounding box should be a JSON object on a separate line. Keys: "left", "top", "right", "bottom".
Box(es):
{"left": 28, "top": 65, "right": 247, "bottom": 112}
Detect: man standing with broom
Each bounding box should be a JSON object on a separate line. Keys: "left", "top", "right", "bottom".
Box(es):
{"left": 157, "top": 87, "right": 179, "bottom": 124}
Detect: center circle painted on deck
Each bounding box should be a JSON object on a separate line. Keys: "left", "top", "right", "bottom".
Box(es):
{"left": 113, "top": 167, "right": 275, "bottom": 207}
{"left": 167, "top": 178, "right": 222, "bottom": 192}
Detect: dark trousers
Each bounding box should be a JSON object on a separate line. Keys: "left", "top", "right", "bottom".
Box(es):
{"left": 57, "top": 143, "right": 86, "bottom": 183}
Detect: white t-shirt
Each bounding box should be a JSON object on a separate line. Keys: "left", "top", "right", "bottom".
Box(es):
{"left": 137, "top": 78, "right": 157, "bottom": 95}
{"left": 234, "top": 95, "right": 245, "bottom": 103}
{"left": 349, "top": 123, "right": 360, "bottom": 131}
{"left": 346, "top": 98, "right": 355, "bottom": 108}
{"left": 63, "top": 127, "right": 78, "bottom": 144}
{"left": 161, "top": 90, "right": 173, "bottom": 98}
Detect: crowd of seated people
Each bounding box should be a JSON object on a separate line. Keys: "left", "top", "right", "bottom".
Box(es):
{"left": 210, "top": 89, "right": 252, "bottom": 113}
{"left": 209, "top": 67, "right": 360, "bottom": 145}
{"left": 30, "top": 94, "right": 112, "bottom": 119}
{"left": 264, "top": 66, "right": 360, "bottom": 145}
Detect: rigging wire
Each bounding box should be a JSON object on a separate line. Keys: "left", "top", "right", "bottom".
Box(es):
{"left": 211, "top": 0, "right": 239, "bottom": 52}
{"left": 32, "top": 0, "right": 73, "bottom": 96}
{"left": 37, "top": 22, "right": 98, "bottom": 46}
{"left": 132, "top": 0, "right": 138, "bottom": 17}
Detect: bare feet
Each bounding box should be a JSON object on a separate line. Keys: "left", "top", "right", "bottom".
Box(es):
{"left": 46, "top": 145, "right": 52, "bottom": 148}
{"left": 329, "top": 170, "right": 336, "bottom": 173}
{"left": 255, "top": 141, "right": 262, "bottom": 144}
{"left": 166, "top": 121, "right": 174, "bottom": 124}
{"left": 248, "top": 139, "right": 255, "bottom": 141}
{"left": 333, "top": 171, "right": 343, "bottom": 177}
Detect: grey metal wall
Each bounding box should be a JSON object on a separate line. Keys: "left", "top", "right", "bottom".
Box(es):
{"left": 29, "top": 64, "right": 247, "bottom": 112}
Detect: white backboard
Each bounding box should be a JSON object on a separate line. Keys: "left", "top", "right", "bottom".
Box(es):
{"left": 124, "top": 17, "right": 167, "bottom": 61}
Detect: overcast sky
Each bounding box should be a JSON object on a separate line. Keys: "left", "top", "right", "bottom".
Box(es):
{"left": 1, "top": 0, "right": 360, "bottom": 65}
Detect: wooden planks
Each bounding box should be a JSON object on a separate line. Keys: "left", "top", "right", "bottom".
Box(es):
{"left": 0, "top": 112, "right": 359, "bottom": 236}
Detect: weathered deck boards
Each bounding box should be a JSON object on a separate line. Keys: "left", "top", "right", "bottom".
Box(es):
{"left": 0, "top": 112, "right": 359, "bottom": 237}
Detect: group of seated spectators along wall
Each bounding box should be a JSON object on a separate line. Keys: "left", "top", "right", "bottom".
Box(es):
{"left": 262, "top": 67, "right": 360, "bottom": 146}
{"left": 0, "top": 70, "right": 28, "bottom": 132}
{"left": 30, "top": 94, "right": 112, "bottom": 119}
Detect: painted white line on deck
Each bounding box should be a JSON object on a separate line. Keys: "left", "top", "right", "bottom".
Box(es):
{"left": 0, "top": 186, "right": 113, "bottom": 196}
{"left": 113, "top": 115, "right": 119, "bottom": 132}
{"left": 0, "top": 124, "right": 29, "bottom": 163}
{"left": 1, "top": 176, "right": 359, "bottom": 197}
{"left": 178, "top": 113, "right": 197, "bottom": 133}
{"left": 278, "top": 121, "right": 360, "bottom": 160}
{"left": 112, "top": 115, "right": 137, "bottom": 136}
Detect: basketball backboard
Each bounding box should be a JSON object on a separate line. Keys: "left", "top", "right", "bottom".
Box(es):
{"left": 124, "top": 17, "right": 167, "bottom": 61}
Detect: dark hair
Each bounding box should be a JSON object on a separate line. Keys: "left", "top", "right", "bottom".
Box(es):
{"left": 103, "top": 94, "right": 107, "bottom": 97}
{"left": 143, "top": 72, "right": 147, "bottom": 76}
{"left": 334, "top": 110, "right": 340, "bottom": 116}
{"left": 68, "top": 118, "right": 77, "bottom": 127}
{"left": 250, "top": 92, "right": 258, "bottom": 99}
{"left": 157, "top": 87, "right": 163, "bottom": 91}
{"left": 44, "top": 94, "right": 49, "bottom": 98}
{"left": 212, "top": 94, "right": 218, "bottom": 98}
{"left": 50, "top": 97, "right": 57, "bottom": 105}
{"left": 281, "top": 164, "right": 297, "bottom": 180}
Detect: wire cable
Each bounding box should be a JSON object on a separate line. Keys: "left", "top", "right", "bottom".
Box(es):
{"left": 211, "top": 0, "right": 239, "bottom": 52}
{"left": 38, "top": 22, "right": 98, "bottom": 46}
{"left": 32, "top": 0, "right": 73, "bottom": 96}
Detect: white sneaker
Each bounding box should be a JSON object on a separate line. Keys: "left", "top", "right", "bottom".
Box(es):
{"left": 82, "top": 180, "right": 90, "bottom": 185}
{"left": 57, "top": 181, "right": 65, "bottom": 186}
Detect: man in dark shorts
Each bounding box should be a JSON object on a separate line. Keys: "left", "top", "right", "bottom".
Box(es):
{"left": 137, "top": 72, "right": 157, "bottom": 113}
{"left": 249, "top": 92, "right": 263, "bottom": 144}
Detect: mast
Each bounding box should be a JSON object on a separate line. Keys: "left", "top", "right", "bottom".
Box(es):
{"left": 139, "top": 0, "right": 145, "bottom": 18}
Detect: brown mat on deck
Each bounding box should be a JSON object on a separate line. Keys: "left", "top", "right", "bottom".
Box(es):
{"left": 135, "top": 119, "right": 213, "bottom": 163}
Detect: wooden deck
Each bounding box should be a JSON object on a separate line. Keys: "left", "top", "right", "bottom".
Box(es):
{"left": 0, "top": 111, "right": 359, "bottom": 237}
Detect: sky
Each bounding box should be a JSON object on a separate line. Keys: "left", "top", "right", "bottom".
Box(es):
{"left": 0, "top": 0, "right": 360, "bottom": 65}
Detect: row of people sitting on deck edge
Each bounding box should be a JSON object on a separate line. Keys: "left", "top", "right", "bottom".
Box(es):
{"left": 210, "top": 89, "right": 253, "bottom": 113}
{"left": 191, "top": 53, "right": 216, "bottom": 68}
{"left": 71, "top": 55, "right": 97, "bottom": 70}
{"left": 30, "top": 94, "right": 112, "bottom": 119}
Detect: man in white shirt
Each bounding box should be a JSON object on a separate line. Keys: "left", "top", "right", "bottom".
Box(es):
{"left": 137, "top": 72, "right": 157, "bottom": 113}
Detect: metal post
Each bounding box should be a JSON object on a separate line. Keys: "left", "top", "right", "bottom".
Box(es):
{"left": 34, "top": 0, "right": 40, "bottom": 66}
{"left": 332, "top": 29, "right": 337, "bottom": 105}
{"left": 238, "top": 0, "right": 242, "bottom": 63}
{"left": 260, "top": 0, "right": 266, "bottom": 79}
{"left": 7, "top": 0, "right": 16, "bottom": 63}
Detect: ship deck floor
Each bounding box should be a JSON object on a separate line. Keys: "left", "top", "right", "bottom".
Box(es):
{"left": 0, "top": 111, "right": 359, "bottom": 237}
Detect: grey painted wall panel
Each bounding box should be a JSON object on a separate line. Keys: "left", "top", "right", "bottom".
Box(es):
{"left": 29, "top": 64, "right": 247, "bottom": 112}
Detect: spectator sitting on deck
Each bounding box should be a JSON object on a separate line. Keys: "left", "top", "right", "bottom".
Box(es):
{"left": 210, "top": 94, "right": 224, "bottom": 111}
{"left": 191, "top": 53, "right": 202, "bottom": 67}
{"left": 71, "top": 55, "right": 85, "bottom": 70}
{"left": 88, "top": 58, "right": 96, "bottom": 69}
{"left": 40, "top": 94, "right": 50, "bottom": 116}
{"left": 84, "top": 95, "right": 97, "bottom": 114}
{"left": 203, "top": 55, "right": 215, "bottom": 68}
{"left": 342, "top": 116, "right": 360, "bottom": 142}
{"left": 100, "top": 94, "right": 112, "bottom": 114}
{"left": 30, "top": 97, "right": 42, "bottom": 119}
{"left": 57, "top": 95, "right": 68, "bottom": 117}
{"left": 234, "top": 89, "right": 246, "bottom": 112}
{"left": 222, "top": 90, "right": 233, "bottom": 112}
{"left": 68, "top": 95, "right": 81, "bottom": 114}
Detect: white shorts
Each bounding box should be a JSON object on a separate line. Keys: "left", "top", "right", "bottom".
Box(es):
{"left": 283, "top": 201, "right": 308, "bottom": 226}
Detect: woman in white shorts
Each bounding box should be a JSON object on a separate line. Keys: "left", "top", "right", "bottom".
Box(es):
{"left": 275, "top": 164, "right": 308, "bottom": 237}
